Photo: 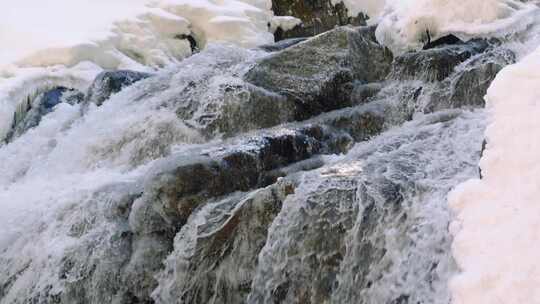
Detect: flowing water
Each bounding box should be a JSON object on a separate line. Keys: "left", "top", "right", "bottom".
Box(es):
{"left": 0, "top": 17, "right": 538, "bottom": 303}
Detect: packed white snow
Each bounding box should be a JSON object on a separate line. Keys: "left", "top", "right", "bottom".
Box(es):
{"left": 449, "top": 42, "right": 540, "bottom": 303}
{"left": 0, "top": 0, "right": 285, "bottom": 69}
{"left": 338, "top": 0, "right": 539, "bottom": 53}
{"left": 0, "top": 0, "right": 302, "bottom": 140}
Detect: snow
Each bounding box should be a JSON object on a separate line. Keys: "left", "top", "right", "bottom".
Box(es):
{"left": 0, "top": 0, "right": 279, "bottom": 69}
{"left": 0, "top": 0, "right": 295, "bottom": 141}
{"left": 335, "top": 0, "right": 538, "bottom": 53}
{"left": 270, "top": 16, "right": 302, "bottom": 32}
{"left": 449, "top": 44, "right": 540, "bottom": 303}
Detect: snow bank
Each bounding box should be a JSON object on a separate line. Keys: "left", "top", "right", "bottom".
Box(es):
{"left": 449, "top": 44, "right": 540, "bottom": 303}
{"left": 0, "top": 0, "right": 301, "bottom": 141}
{"left": 344, "top": 0, "right": 538, "bottom": 53}
{"left": 0, "top": 0, "right": 283, "bottom": 70}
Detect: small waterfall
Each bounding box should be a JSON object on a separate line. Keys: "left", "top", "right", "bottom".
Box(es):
{"left": 0, "top": 15, "right": 535, "bottom": 304}
{"left": 247, "top": 111, "right": 485, "bottom": 304}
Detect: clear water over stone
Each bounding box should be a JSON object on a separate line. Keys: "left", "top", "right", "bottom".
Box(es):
{"left": 0, "top": 20, "right": 530, "bottom": 303}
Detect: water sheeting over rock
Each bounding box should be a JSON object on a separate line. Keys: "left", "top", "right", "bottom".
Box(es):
{"left": 85, "top": 70, "right": 152, "bottom": 107}
{"left": 0, "top": 21, "right": 519, "bottom": 304}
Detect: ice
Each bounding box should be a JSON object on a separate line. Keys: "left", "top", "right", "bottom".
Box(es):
{"left": 0, "top": 0, "right": 279, "bottom": 69}
{"left": 449, "top": 38, "right": 540, "bottom": 304}
{"left": 336, "top": 0, "right": 538, "bottom": 53}
{"left": 0, "top": 0, "right": 288, "bottom": 141}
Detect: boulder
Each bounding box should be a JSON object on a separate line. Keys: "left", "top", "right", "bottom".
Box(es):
{"left": 349, "top": 82, "right": 384, "bottom": 105}
{"left": 86, "top": 70, "right": 152, "bottom": 106}
{"left": 423, "top": 48, "right": 516, "bottom": 112}
{"left": 259, "top": 38, "right": 307, "bottom": 52}
{"left": 422, "top": 34, "right": 462, "bottom": 50}
{"left": 245, "top": 26, "right": 392, "bottom": 121}
{"left": 320, "top": 102, "right": 386, "bottom": 142}
{"left": 271, "top": 0, "right": 367, "bottom": 40}
{"left": 248, "top": 110, "right": 484, "bottom": 304}
{"left": 391, "top": 38, "right": 493, "bottom": 82}
{"left": 448, "top": 49, "right": 515, "bottom": 107}
{"left": 202, "top": 84, "right": 297, "bottom": 138}
{"left": 136, "top": 124, "right": 350, "bottom": 231}
{"left": 5, "top": 87, "right": 84, "bottom": 142}
{"left": 153, "top": 180, "right": 296, "bottom": 304}
{"left": 349, "top": 25, "right": 393, "bottom": 82}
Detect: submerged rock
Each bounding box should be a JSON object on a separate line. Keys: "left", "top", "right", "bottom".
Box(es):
{"left": 423, "top": 48, "right": 516, "bottom": 112}
{"left": 248, "top": 111, "right": 485, "bottom": 304}
{"left": 391, "top": 38, "right": 492, "bottom": 82}
{"left": 447, "top": 49, "right": 515, "bottom": 108}
{"left": 348, "top": 82, "right": 384, "bottom": 105}
{"left": 0, "top": 21, "right": 512, "bottom": 304}
{"left": 86, "top": 70, "right": 152, "bottom": 106}
{"left": 113, "top": 124, "right": 352, "bottom": 302}
{"left": 153, "top": 180, "right": 296, "bottom": 304}
{"left": 5, "top": 87, "right": 84, "bottom": 143}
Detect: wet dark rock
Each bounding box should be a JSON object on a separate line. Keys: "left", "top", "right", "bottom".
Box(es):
{"left": 140, "top": 124, "right": 349, "bottom": 229}
{"left": 153, "top": 180, "right": 296, "bottom": 304}
{"left": 271, "top": 0, "right": 368, "bottom": 40}
{"left": 423, "top": 34, "right": 462, "bottom": 50}
{"left": 341, "top": 82, "right": 384, "bottom": 106}
{"left": 247, "top": 111, "right": 485, "bottom": 304}
{"left": 42, "top": 87, "right": 84, "bottom": 108}
{"left": 28, "top": 183, "right": 145, "bottom": 304}
{"left": 423, "top": 48, "right": 516, "bottom": 112}
{"left": 349, "top": 25, "right": 393, "bottom": 82}
{"left": 246, "top": 27, "right": 352, "bottom": 120}
{"left": 5, "top": 87, "right": 84, "bottom": 143}
{"left": 250, "top": 174, "right": 361, "bottom": 304}
{"left": 317, "top": 102, "right": 387, "bottom": 142}
{"left": 480, "top": 139, "right": 488, "bottom": 179}
{"left": 119, "top": 125, "right": 351, "bottom": 302}
{"left": 203, "top": 84, "right": 297, "bottom": 138}
{"left": 170, "top": 78, "right": 298, "bottom": 140}
{"left": 86, "top": 70, "right": 152, "bottom": 106}
{"left": 246, "top": 26, "right": 391, "bottom": 121}
{"left": 259, "top": 37, "right": 307, "bottom": 52}
{"left": 134, "top": 124, "right": 350, "bottom": 237}
{"left": 175, "top": 34, "right": 199, "bottom": 53}
{"left": 391, "top": 38, "right": 492, "bottom": 82}
{"left": 448, "top": 49, "right": 515, "bottom": 107}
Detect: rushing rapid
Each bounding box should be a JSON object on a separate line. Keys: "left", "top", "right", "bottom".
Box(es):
{"left": 1, "top": 1, "right": 540, "bottom": 303}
